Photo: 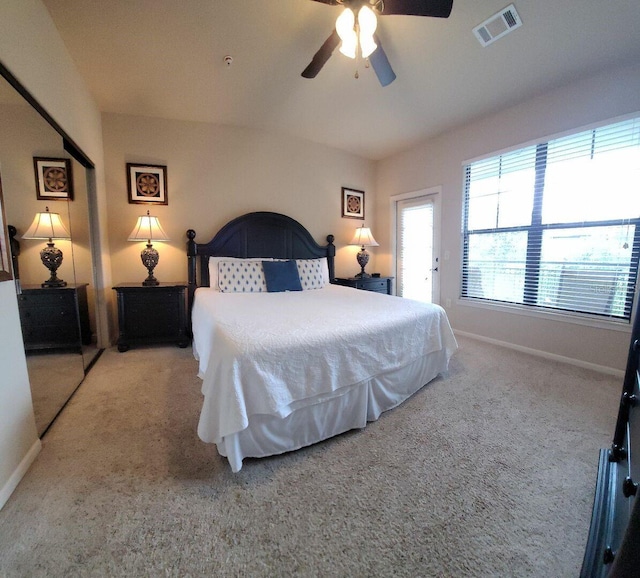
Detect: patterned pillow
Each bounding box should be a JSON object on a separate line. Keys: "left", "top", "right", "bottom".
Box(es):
{"left": 217, "top": 260, "right": 267, "bottom": 293}
{"left": 296, "top": 259, "right": 326, "bottom": 290}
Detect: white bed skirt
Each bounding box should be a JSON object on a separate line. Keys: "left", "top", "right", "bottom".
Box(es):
{"left": 216, "top": 347, "right": 451, "bottom": 472}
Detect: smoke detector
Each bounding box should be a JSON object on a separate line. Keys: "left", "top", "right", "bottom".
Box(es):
{"left": 473, "top": 4, "right": 522, "bottom": 47}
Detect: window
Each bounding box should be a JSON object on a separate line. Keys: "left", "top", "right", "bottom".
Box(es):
{"left": 461, "top": 116, "right": 640, "bottom": 321}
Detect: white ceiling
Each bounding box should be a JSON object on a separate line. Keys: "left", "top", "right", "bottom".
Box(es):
{"left": 41, "top": 0, "right": 640, "bottom": 160}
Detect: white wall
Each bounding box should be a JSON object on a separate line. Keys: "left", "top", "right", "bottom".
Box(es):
{"left": 376, "top": 62, "right": 640, "bottom": 371}
{"left": 0, "top": 277, "right": 39, "bottom": 508}
{"left": 102, "top": 113, "right": 376, "bottom": 289}
{"left": 0, "top": 0, "right": 109, "bottom": 509}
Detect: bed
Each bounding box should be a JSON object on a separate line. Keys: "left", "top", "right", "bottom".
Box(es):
{"left": 187, "top": 212, "right": 457, "bottom": 472}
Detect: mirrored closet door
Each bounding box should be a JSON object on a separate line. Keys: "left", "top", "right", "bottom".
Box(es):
{"left": 0, "top": 71, "right": 101, "bottom": 436}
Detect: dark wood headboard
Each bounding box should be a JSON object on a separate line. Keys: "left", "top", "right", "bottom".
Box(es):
{"left": 186, "top": 211, "right": 336, "bottom": 312}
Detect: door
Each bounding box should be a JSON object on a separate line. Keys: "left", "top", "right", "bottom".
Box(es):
{"left": 395, "top": 194, "right": 438, "bottom": 303}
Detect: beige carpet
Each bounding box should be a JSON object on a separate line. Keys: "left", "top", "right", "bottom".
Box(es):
{"left": 0, "top": 336, "right": 620, "bottom": 577}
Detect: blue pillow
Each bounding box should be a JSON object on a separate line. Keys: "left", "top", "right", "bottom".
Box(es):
{"left": 262, "top": 260, "right": 302, "bottom": 293}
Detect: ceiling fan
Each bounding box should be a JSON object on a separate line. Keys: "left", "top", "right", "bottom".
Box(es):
{"left": 301, "top": 0, "right": 453, "bottom": 86}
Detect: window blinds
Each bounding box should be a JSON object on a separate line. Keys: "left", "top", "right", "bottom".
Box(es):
{"left": 462, "top": 116, "right": 640, "bottom": 321}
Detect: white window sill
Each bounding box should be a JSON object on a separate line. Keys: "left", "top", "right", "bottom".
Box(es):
{"left": 456, "top": 297, "right": 633, "bottom": 333}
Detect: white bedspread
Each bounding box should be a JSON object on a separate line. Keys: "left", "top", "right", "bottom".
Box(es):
{"left": 192, "top": 284, "right": 457, "bottom": 446}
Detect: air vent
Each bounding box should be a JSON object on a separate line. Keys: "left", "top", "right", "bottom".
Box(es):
{"left": 473, "top": 4, "right": 522, "bottom": 47}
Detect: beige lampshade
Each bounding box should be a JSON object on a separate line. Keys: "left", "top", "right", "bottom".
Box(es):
{"left": 127, "top": 210, "right": 169, "bottom": 242}
{"left": 22, "top": 207, "right": 71, "bottom": 240}
{"left": 349, "top": 226, "right": 379, "bottom": 247}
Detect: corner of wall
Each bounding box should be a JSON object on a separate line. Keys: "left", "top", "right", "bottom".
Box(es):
{"left": 0, "top": 438, "right": 40, "bottom": 511}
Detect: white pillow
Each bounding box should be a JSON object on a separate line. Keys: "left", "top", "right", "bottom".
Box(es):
{"left": 218, "top": 260, "right": 268, "bottom": 293}
{"left": 207, "top": 257, "right": 272, "bottom": 291}
{"left": 318, "top": 257, "right": 330, "bottom": 285}
{"left": 296, "top": 259, "right": 327, "bottom": 290}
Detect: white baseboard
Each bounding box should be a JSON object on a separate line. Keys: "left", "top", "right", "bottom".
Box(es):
{"left": 454, "top": 330, "right": 625, "bottom": 378}
{"left": 0, "top": 438, "right": 41, "bottom": 511}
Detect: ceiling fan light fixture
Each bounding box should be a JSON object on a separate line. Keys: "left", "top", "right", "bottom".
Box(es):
{"left": 336, "top": 7, "right": 358, "bottom": 58}
{"left": 304, "top": 0, "right": 452, "bottom": 85}
{"left": 339, "top": 35, "right": 358, "bottom": 59}
{"left": 358, "top": 5, "right": 378, "bottom": 58}
{"left": 359, "top": 35, "right": 377, "bottom": 59}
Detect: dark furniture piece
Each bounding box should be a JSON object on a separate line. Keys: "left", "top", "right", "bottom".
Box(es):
{"left": 17, "top": 283, "right": 91, "bottom": 351}
{"left": 113, "top": 283, "right": 189, "bottom": 352}
{"left": 186, "top": 211, "right": 335, "bottom": 318}
{"left": 334, "top": 276, "right": 393, "bottom": 295}
{"left": 581, "top": 305, "right": 640, "bottom": 576}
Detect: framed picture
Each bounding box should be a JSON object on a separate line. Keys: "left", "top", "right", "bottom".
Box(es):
{"left": 127, "top": 163, "right": 168, "bottom": 205}
{"left": 33, "top": 157, "right": 74, "bottom": 201}
{"left": 341, "top": 187, "right": 365, "bottom": 219}
{"left": 0, "top": 174, "right": 13, "bottom": 282}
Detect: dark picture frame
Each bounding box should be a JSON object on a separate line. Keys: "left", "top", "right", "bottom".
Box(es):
{"left": 341, "top": 187, "right": 365, "bottom": 220}
{"left": 127, "top": 163, "right": 168, "bottom": 205}
{"left": 33, "top": 157, "right": 74, "bottom": 201}
{"left": 0, "top": 174, "right": 13, "bottom": 282}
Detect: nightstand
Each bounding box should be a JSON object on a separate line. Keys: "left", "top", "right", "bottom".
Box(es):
{"left": 333, "top": 276, "right": 394, "bottom": 295}
{"left": 18, "top": 283, "right": 91, "bottom": 351}
{"left": 113, "top": 283, "right": 189, "bottom": 352}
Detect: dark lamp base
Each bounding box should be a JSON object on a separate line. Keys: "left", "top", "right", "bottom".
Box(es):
{"left": 42, "top": 278, "right": 67, "bottom": 288}
{"left": 140, "top": 243, "right": 160, "bottom": 286}
{"left": 40, "top": 242, "right": 66, "bottom": 288}
{"left": 355, "top": 247, "right": 371, "bottom": 280}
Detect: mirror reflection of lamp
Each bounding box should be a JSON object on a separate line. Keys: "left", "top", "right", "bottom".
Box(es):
{"left": 22, "top": 206, "right": 71, "bottom": 287}
{"left": 127, "top": 210, "right": 170, "bottom": 286}
{"left": 349, "top": 225, "right": 379, "bottom": 278}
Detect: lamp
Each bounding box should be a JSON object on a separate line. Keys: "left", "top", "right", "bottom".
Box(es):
{"left": 22, "top": 206, "right": 71, "bottom": 288}
{"left": 349, "top": 225, "right": 379, "bottom": 278}
{"left": 336, "top": 7, "right": 358, "bottom": 58}
{"left": 127, "top": 210, "right": 170, "bottom": 286}
{"left": 357, "top": 5, "right": 378, "bottom": 58}
{"left": 336, "top": 5, "right": 378, "bottom": 60}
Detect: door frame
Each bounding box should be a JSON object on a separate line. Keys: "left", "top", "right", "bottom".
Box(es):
{"left": 390, "top": 186, "right": 442, "bottom": 303}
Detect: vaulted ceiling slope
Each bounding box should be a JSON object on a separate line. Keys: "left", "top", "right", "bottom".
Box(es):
{"left": 42, "top": 0, "right": 640, "bottom": 160}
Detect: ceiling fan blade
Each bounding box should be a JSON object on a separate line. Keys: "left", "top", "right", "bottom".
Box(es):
{"left": 301, "top": 30, "right": 340, "bottom": 79}
{"left": 369, "top": 36, "right": 396, "bottom": 86}
{"left": 308, "top": 0, "right": 341, "bottom": 4}
{"left": 378, "top": 0, "right": 453, "bottom": 18}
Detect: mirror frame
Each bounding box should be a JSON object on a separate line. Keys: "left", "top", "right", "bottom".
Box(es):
{"left": 0, "top": 174, "right": 12, "bottom": 282}
{"left": 0, "top": 62, "right": 94, "bottom": 171}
